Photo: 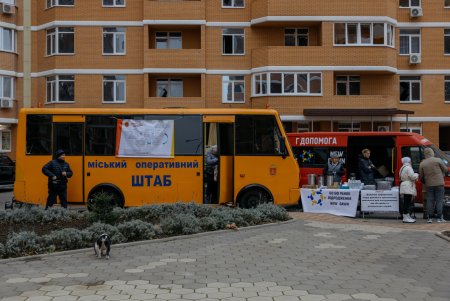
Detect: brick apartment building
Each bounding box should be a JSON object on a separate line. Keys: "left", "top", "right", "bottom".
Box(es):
{"left": 0, "top": 0, "right": 450, "bottom": 158}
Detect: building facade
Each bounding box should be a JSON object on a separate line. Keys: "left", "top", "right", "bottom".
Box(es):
{"left": 1, "top": 0, "right": 450, "bottom": 159}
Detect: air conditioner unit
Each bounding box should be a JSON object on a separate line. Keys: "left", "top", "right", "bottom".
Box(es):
{"left": 377, "top": 126, "right": 390, "bottom": 132}
{"left": 0, "top": 99, "right": 13, "bottom": 109}
{"left": 410, "top": 7, "right": 423, "bottom": 18}
{"left": 409, "top": 54, "right": 421, "bottom": 64}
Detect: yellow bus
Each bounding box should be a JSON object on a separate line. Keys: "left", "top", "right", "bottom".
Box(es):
{"left": 13, "top": 108, "right": 300, "bottom": 208}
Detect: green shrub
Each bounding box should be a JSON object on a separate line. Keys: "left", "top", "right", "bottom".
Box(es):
{"left": 160, "top": 213, "right": 201, "bottom": 235}
{"left": 117, "top": 220, "right": 158, "bottom": 242}
{"left": 209, "top": 208, "right": 235, "bottom": 229}
{"left": 44, "top": 228, "right": 89, "bottom": 251}
{"left": 198, "top": 216, "right": 218, "bottom": 231}
{"left": 3, "top": 206, "right": 81, "bottom": 224}
{"left": 115, "top": 205, "right": 162, "bottom": 224}
{"left": 88, "top": 192, "right": 118, "bottom": 224}
{"left": 238, "top": 208, "right": 263, "bottom": 226}
{"left": 5, "top": 231, "right": 47, "bottom": 257}
{"left": 83, "top": 222, "right": 126, "bottom": 244}
{"left": 0, "top": 243, "right": 5, "bottom": 258}
{"left": 256, "top": 204, "right": 290, "bottom": 222}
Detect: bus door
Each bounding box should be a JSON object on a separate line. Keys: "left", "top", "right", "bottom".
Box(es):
{"left": 52, "top": 116, "right": 85, "bottom": 203}
{"left": 203, "top": 116, "right": 235, "bottom": 204}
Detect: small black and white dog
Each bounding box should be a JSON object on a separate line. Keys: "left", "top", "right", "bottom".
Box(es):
{"left": 94, "top": 233, "right": 111, "bottom": 259}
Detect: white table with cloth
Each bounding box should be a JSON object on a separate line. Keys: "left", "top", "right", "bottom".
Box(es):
{"left": 300, "top": 188, "right": 360, "bottom": 217}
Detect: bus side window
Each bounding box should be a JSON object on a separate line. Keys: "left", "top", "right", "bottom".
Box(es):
{"left": 85, "top": 116, "right": 116, "bottom": 156}
{"left": 26, "top": 115, "right": 52, "bottom": 155}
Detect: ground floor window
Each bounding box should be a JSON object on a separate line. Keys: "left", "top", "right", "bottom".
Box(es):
{"left": 338, "top": 122, "right": 361, "bottom": 132}
{"left": 400, "top": 123, "right": 422, "bottom": 134}
{"left": 0, "top": 129, "right": 11, "bottom": 152}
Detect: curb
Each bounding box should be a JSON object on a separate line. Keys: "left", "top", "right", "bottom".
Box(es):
{"left": 435, "top": 231, "right": 450, "bottom": 243}
{"left": 0, "top": 219, "right": 297, "bottom": 263}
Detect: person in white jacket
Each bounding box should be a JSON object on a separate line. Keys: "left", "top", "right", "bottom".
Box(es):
{"left": 399, "top": 157, "right": 419, "bottom": 223}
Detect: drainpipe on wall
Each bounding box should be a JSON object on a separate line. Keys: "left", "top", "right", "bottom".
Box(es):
{"left": 22, "top": 0, "right": 31, "bottom": 108}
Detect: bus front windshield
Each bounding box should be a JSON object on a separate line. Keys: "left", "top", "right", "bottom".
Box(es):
{"left": 429, "top": 145, "right": 450, "bottom": 167}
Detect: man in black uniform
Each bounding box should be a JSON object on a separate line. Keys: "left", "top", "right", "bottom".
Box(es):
{"left": 42, "top": 149, "right": 73, "bottom": 209}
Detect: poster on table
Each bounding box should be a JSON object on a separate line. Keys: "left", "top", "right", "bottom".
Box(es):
{"left": 360, "top": 190, "right": 399, "bottom": 212}
{"left": 116, "top": 119, "right": 174, "bottom": 158}
{"left": 301, "top": 188, "right": 360, "bottom": 217}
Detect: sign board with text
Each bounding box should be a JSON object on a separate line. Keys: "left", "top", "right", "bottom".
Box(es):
{"left": 360, "top": 190, "right": 399, "bottom": 212}
{"left": 301, "top": 188, "right": 359, "bottom": 217}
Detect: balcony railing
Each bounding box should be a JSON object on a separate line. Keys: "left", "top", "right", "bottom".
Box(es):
{"left": 251, "top": 0, "right": 398, "bottom": 22}
{"left": 255, "top": 95, "right": 397, "bottom": 115}
{"left": 145, "top": 49, "right": 205, "bottom": 69}
{"left": 144, "top": 0, "right": 205, "bottom": 20}
{"left": 252, "top": 46, "right": 397, "bottom": 71}
{"left": 144, "top": 97, "right": 205, "bottom": 108}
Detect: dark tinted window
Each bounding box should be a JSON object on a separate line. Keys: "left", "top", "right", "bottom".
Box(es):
{"left": 85, "top": 115, "right": 117, "bottom": 156}
{"left": 218, "top": 123, "right": 234, "bottom": 156}
{"left": 53, "top": 123, "right": 83, "bottom": 156}
{"left": 26, "top": 115, "right": 52, "bottom": 155}
{"left": 236, "top": 115, "right": 283, "bottom": 155}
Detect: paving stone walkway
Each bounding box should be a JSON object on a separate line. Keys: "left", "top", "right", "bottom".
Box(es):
{"left": 1, "top": 218, "right": 449, "bottom": 301}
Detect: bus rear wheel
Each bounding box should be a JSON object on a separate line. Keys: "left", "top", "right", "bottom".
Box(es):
{"left": 87, "top": 186, "right": 124, "bottom": 211}
{"left": 239, "top": 188, "right": 272, "bottom": 209}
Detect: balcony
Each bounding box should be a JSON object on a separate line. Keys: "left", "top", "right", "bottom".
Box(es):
{"left": 144, "top": 97, "right": 205, "bottom": 108}
{"left": 251, "top": 0, "right": 398, "bottom": 23}
{"left": 251, "top": 46, "right": 397, "bottom": 71}
{"left": 144, "top": 0, "right": 205, "bottom": 21}
{"left": 253, "top": 95, "right": 397, "bottom": 115}
{"left": 145, "top": 49, "right": 205, "bottom": 69}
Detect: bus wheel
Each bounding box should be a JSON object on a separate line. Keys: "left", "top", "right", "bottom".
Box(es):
{"left": 239, "top": 188, "right": 272, "bottom": 209}
{"left": 87, "top": 186, "right": 124, "bottom": 211}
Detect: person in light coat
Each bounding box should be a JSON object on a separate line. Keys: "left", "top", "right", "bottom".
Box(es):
{"left": 399, "top": 157, "right": 418, "bottom": 223}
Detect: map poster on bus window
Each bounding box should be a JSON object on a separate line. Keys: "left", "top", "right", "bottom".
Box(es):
{"left": 116, "top": 119, "right": 174, "bottom": 158}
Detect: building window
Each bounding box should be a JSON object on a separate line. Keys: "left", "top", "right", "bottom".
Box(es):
{"left": 336, "top": 76, "right": 360, "bottom": 95}
{"left": 103, "top": 0, "right": 125, "bottom": 7}
{"left": 253, "top": 72, "right": 322, "bottom": 96}
{"left": 155, "top": 32, "right": 182, "bottom": 49}
{"left": 399, "top": 0, "right": 421, "bottom": 7}
{"left": 297, "top": 123, "right": 310, "bottom": 133}
{"left": 222, "top": 76, "right": 245, "bottom": 103}
{"left": 103, "top": 27, "right": 125, "bottom": 55}
{"left": 400, "top": 76, "right": 421, "bottom": 102}
{"left": 334, "top": 23, "right": 394, "bottom": 46}
{"left": 46, "top": 27, "right": 74, "bottom": 55}
{"left": 103, "top": 76, "right": 125, "bottom": 103}
{"left": 46, "top": 75, "right": 75, "bottom": 103}
{"left": 222, "top": 28, "right": 244, "bottom": 55}
{"left": 156, "top": 79, "right": 183, "bottom": 97}
{"left": 399, "top": 29, "right": 420, "bottom": 55}
{"left": 338, "top": 122, "right": 361, "bottom": 132}
{"left": 445, "top": 76, "right": 450, "bottom": 102}
{"left": 400, "top": 123, "right": 422, "bottom": 134}
{"left": 446, "top": 0, "right": 450, "bottom": 7}
{"left": 222, "top": 0, "right": 244, "bottom": 8}
{"left": 0, "top": 130, "right": 11, "bottom": 152}
{"left": 285, "top": 28, "right": 308, "bottom": 46}
{"left": 254, "top": 73, "right": 268, "bottom": 96}
{"left": 445, "top": 29, "right": 450, "bottom": 54}
{"left": 0, "top": 76, "right": 15, "bottom": 100}
{"left": 0, "top": 27, "right": 16, "bottom": 52}
{"left": 46, "top": 0, "right": 74, "bottom": 8}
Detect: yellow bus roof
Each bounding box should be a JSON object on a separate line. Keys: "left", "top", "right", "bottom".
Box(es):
{"left": 19, "top": 108, "right": 279, "bottom": 116}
